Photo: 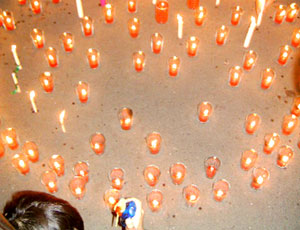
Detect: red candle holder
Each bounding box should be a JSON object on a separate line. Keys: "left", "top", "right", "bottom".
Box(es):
{"left": 49, "top": 155, "right": 64, "bottom": 177}
{"left": 205, "top": 156, "right": 221, "bottom": 179}
{"left": 215, "top": 25, "right": 229, "bottom": 45}
{"left": 286, "top": 3, "right": 299, "bottom": 22}
{"left": 144, "top": 165, "right": 160, "bottom": 187}
{"left": 198, "top": 101, "right": 213, "bottom": 123}
{"left": 251, "top": 167, "right": 269, "bottom": 190}
{"left": 128, "top": 18, "right": 140, "bottom": 38}
{"left": 73, "top": 161, "right": 89, "bottom": 183}
{"left": 231, "top": 6, "right": 243, "bottom": 25}
{"left": 40, "top": 72, "right": 54, "bottom": 93}
{"left": 2, "top": 11, "right": 16, "bottom": 31}
{"left": 18, "top": 0, "right": 26, "bottom": 4}
{"left": 69, "top": 176, "right": 86, "bottom": 199}
{"left": 77, "top": 81, "right": 89, "bottom": 103}
{"left": 30, "top": 0, "right": 42, "bottom": 14}
{"left": 274, "top": 5, "right": 287, "bottom": 24}
{"left": 245, "top": 113, "right": 260, "bottom": 134}
{"left": 2, "top": 128, "right": 18, "bottom": 150}
{"left": 87, "top": 48, "right": 100, "bottom": 69}
{"left": 0, "top": 142, "right": 5, "bottom": 158}
{"left": 104, "top": 4, "right": 114, "bottom": 24}
{"left": 155, "top": 0, "right": 168, "bottom": 24}
{"left": 110, "top": 168, "right": 125, "bottom": 190}
{"left": 170, "top": 162, "right": 186, "bottom": 185}
{"left": 241, "top": 149, "right": 258, "bottom": 171}
{"left": 12, "top": 153, "right": 29, "bottom": 175}
{"left": 119, "top": 108, "right": 133, "bottom": 130}
{"left": 22, "top": 141, "right": 39, "bottom": 163}
{"left": 168, "top": 56, "right": 180, "bottom": 77}
{"left": 90, "top": 133, "right": 105, "bottom": 155}
{"left": 147, "top": 190, "right": 163, "bottom": 212}
{"left": 61, "top": 32, "right": 74, "bottom": 52}
{"left": 263, "top": 133, "right": 280, "bottom": 154}
{"left": 133, "top": 51, "right": 145, "bottom": 72}
{"left": 151, "top": 33, "right": 163, "bottom": 54}
{"left": 146, "top": 132, "right": 162, "bottom": 154}
{"left": 194, "top": 6, "right": 206, "bottom": 26}
{"left": 291, "top": 97, "right": 300, "bottom": 116}
{"left": 183, "top": 184, "right": 200, "bottom": 207}
{"left": 186, "top": 36, "right": 199, "bottom": 57}
{"left": 277, "top": 145, "right": 293, "bottom": 168}
{"left": 228, "top": 66, "right": 243, "bottom": 87}
{"left": 41, "top": 170, "right": 58, "bottom": 193}
{"left": 213, "top": 179, "right": 230, "bottom": 202}
{"left": 291, "top": 28, "right": 300, "bottom": 48}
{"left": 278, "top": 45, "right": 292, "bottom": 66}
{"left": 282, "top": 114, "right": 298, "bottom": 135}
{"left": 31, "top": 28, "right": 44, "bottom": 49}
{"left": 243, "top": 50, "right": 257, "bottom": 71}
{"left": 45, "top": 47, "right": 58, "bottom": 68}
{"left": 187, "top": 0, "right": 199, "bottom": 9}
{"left": 104, "top": 189, "right": 120, "bottom": 210}
{"left": 81, "top": 16, "right": 94, "bottom": 36}
{"left": 261, "top": 68, "right": 275, "bottom": 89}
{"left": 128, "top": 0, "right": 137, "bottom": 13}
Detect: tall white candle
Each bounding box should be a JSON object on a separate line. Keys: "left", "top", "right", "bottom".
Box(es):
{"left": 243, "top": 16, "right": 256, "bottom": 48}
{"left": 11, "top": 45, "right": 22, "bottom": 69}
{"left": 177, "top": 14, "right": 183, "bottom": 39}
{"left": 29, "top": 91, "right": 38, "bottom": 113}
{"left": 216, "top": 0, "right": 220, "bottom": 7}
{"left": 256, "top": 0, "right": 265, "bottom": 27}
{"left": 11, "top": 73, "right": 21, "bottom": 93}
{"left": 59, "top": 110, "right": 66, "bottom": 133}
{"left": 76, "top": 0, "right": 84, "bottom": 18}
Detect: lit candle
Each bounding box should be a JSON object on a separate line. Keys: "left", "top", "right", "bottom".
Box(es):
{"left": 183, "top": 184, "right": 200, "bottom": 207}
{"left": 81, "top": 16, "right": 94, "bottom": 36}
{"left": 144, "top": 165, "right": 160, "bottom": 187}
{"left": 104, "top": 4, "right": 114, "bottom": 24}
{"left": 41, "top": 170, "right": 58, "bottom": 193}
{"left": 291, "top": 97, "right": 300, "bottom": 116}
{"left": 245, "top": 113, "right": 260, "bottom": 134}
{"left": 186, "top": 36, "right": 199, "bottom": 57}
{"left": 243, "top": 17, "right": 257, "bottom": 48}
{"left": 170, "top": 163, "right": 186, "bottom": 185}
{"left": 69, "top": 176, "right": 86, "bottom": 199}
{"left": 243, "top": 50, "right": 257, "bottom": 71}
{"left": 155, "top": 0, "right": 169, "bottom": 24}
{"left": 177, "top": 14, "right": 183, "bottom": 39}
{"left": 12, "top": 154, "right": 30, "bottom": 175}
{"left": 77, "top": 81, "right": 89, "bottom": 103}
{"left": 73, "top": 161, "right": 89, "bottom": 183}
{"left": 241, "top": 149, "right": 258, "bottom": 171}
{"left": 128, "top": 18, "right": 140, "bottom": 38}
{"left": 205, "top": 156, "right": 221, "bottom": 179}
{"left": 256, "top": 0, "right": 265, "bottom": 27}
{"left": 274, "top": 5, "right": 287, "bottom": 24}
{"left": 133, "top": 51, "right": 145, "bottom": 72}
{"left": 2, "top": 11, "right": 16, "bottom": 31}
{"left": 61, "top": 32, "right": 74, "bottom": 52}
{"left": 251, "top": 167, "right": 269, "bottom": 190}
{"left": 40, "top": 72, "right": 54, "bottom": 93}
{"left": 76, "top": 0, "right": 84, "bottom": 18}
{"left": 286, "top": 3, "right": 299, "bottom": 22}
{"left": 146, "top": 132, "right": 162, "bottom": 154}
{"left": 147, "top": 190, "right": 163, "bottom": 212}
{"left": 30, "top": 0, "right": 42, "bottom": 14}
{"left": 18, "top": 0, "right": 26, "bottom": 4}
{"left": 291, "top": 28, "right": 300, "bottom": 48}
{"left": 23, "top": 141, "right": 39, "bottom": 163}
{"left": 31, "top": 28, "right": 44, "bottom": 49}
{"left": 45, "top": 47, "right": 58, "bottom": 68}
{"left": 198, "top": 101, "right": 213, "bottom": 123}
{"left": 151, "top": 33, "right": 163, "bottom": 54}
{"left": 216, "top": 25, "right": 229, "bottom": 45}
{"left": 110, "top": 168, "right": 125, "bottom": 190}
{"left": 228, "top": 66, "right": 243, "bottom": 87}
{"left": 87, "top": 48, "right": 100, "bottom": 69}
{"left": 119, "top": 108, "right": 133, "bottom": 130}
{"left": 231, "top": 6, "right": 243, "bottom": 26}
{"left": 263, "top": 133, "right": 280, "bottom": 154}
{"left": 11, "top": 45, "right": 22, "bottom": 68}
{"left": 128, "top": 0, "right": 137, "bottom": 13}
{"left": 59, "top": 110, "right": 66, "bottom": 133}
{"left": 104, "top": 189, "right": 120, "bottom": 210}
{"left": 282, "top": 114, "right": 298, "bottom": 135}
{"left": 261, "top": 68, "right": 275, "bottom": 89}
{"left": 90, "top": 133, "right": 105, "bottom": 155}
{"left": 277, "top": 145, "right": 293, "bottom": 168}
{"left": 194, "top": 6, "right": 207, "bottom": 26}
{"left": 29, "top": 90, "right": 38, "bottom": 113}
{"left": 278, "top": 45, "right": 292, "bottom": 66}
{"left": 1, "top": 128, "right": 18, "bottom": 150}
{"left": 216, "top": 0, "right": 220, "bottom": 7}
{"left": 213, "top": 180, "right": 230, "bottom": 202}
{"left": 187, "top": 0, "right": 199, "bottom": 9}
{"left": 168, "top": 56, "right": 180, "bottom": 77}
{"left": 0, "top": 142, "right": 5, "bottom": 158}
{"left": 49, "top": 155, "right": 65, "bottom": 177}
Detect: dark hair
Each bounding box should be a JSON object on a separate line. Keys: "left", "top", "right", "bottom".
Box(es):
{"left": 3, "top": 191, "right": 84, "bottom": 230}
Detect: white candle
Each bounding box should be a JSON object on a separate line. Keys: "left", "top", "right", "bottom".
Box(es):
{"left": 152, "top": 0, "right": 157, "bottom": 5}
{"left": 216, "top": 0, "right": 220, "bottom": 7}
{"left": 177, "top": 14, "right": 183, "bottom": 39}
{"left": 76, "top": 0, "right": 84, "bottom": 18}
{"left": 59, "top": 110, "right": 66, "bottom": 133}
{"left": 29, "top": 91, "right": 38, "bottom": 113}
{"left": 11, "top": 45, "right": 22, "bottom": 69}
{"left": 256, "top": 0, "right": 265, "bottom": 27}
{"left": 244, "top": 16, "right": 256, "bottom": 48}
{"left": 11, "top": 73, "right": 21, "bottom": 93}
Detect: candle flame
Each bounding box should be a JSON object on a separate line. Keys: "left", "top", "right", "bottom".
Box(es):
{"left": 6, "top": 136, "right": 13, "bottom": 144}
{"left": 108, "top": 196, "right": 116, "bottom": 204}
{"left": 281, "top": 155, "right": 289, "bottom": 163}
{"left": 245, "top": 158, "right": 252, "bottom": 165}
{"left": 152, "top": 199, "right": 159, "bottom": 207}
{"left": 216, "top": 189, "right": 224, "bottom": 197}
{"left": 54, "top": 162, "right": 61, "bottom": 169}
{"left": 148, "top": 173, "right": 154, "bottom": 181}
{"left": 189, "top": 194, "right": 197, "bottom": 201}
{"left": 28, "top": 149, "right": 34, "bottom": 156}
{"left": 19, "top": 160, "right": 25, "bottom": 168}
{"left": 256, "top": 176, "right": 264, "bottom": 184}
{"left": 49, "top": 182, "right": 55, "bottom": 188}
{"left": 75, "top": 187, "right": 82, "bottom": 194}
{"left": 177, "top": 14, "right": 183, "bottom": 22}
{"left": 176, "top": 171, "right": 182, "bottom": 179}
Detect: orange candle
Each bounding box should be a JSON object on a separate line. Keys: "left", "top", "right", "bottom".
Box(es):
{"left": 0, "top": 142, "right": 5, "bottom": 158}
{"left": 147, "top": 190, "right": 163, "bottom": 212}
{"left": 291, "top": 97, "right": 300, "bottom": 116}
{"left": 146, "top": 132, "right": 162, "bottom": 154}
{"left": 277, "top": 145, "right": 293, "bottom": 168}
{"left": 30, "top": 0, "right": 42, "bottom": 14}
{"left": 264, "top": 133, "right": 280, "bottom": 154}
{"left": 45, "top": 47, "right": 58, "bottom": 68}
{"left": 282, "top": 114, "right": 298, "bottom": 135}
{"left": 40, "top": 72, "right": 54, "bottom": 93}
{"left": 133, "top": 51, "right": 145, "bottom": 72}
{"left": 274, "top": 5, "right": 287, "bottom": 24}
{"left": 231, "top": 6, "right": 243, "bottom": 25}
{"left": 104, "top": 4, "right": 114, "bottom": 23}
{"left": 12, "top": 153, "right": 30, "bottom": 175}
{"left": 128, "top": 0, "right": 137, "bottom": 13}
{"left": 170, "top": 163, "right": 186, "bottom": 185}
{"left": 241, "top": 149, "right": 258, "bottom": 171}
{"left": 213, "top": 180, "right": 230, "bottom": 202}
{"left": 245, "top": 113, "right": 260, "bottom": 134}
{"left": 198, "top": 101, "right": 213, "bottom": 123}
{"left": 251, "top": 167, "right": 269, "bottom": 190}
{"left": 243, "top": 50, "right": 257, "bottom": 71}
{"left": 2, "top": 11, "right": 16, "bottom": 31}
{"left": 261, "top": 68, "right": 275, "bottom": 89}
{"left": 144, "top": 165, "right": 160, "bottom": 187}
{"left": 278, "top": 45, "right": 292, "bottom": 65}
{"left": 110, "top": 168, "right": 125, "bottom": 190}
{"left": 18, "top": 0, "right": 26, "bottom": 4}
{"left": 151, "top": 33, "right": 163, "bottom": 54}
{"left": 73, "top": 161, "right": 89, "bottom": 183}
{"left": 194, "top": 6, "right": 206, "bottom": 26}
{"left": 187, "top": 0, "right": 199, "bottom": 9}
{"left": 77, "top": 81, "right": 89, "bottom": 103}
{"left": 216, "top": 25, "right": 229, "bottom": 45}
{"left": 87, "top": 48, "right": 100, "bottom": 69}
{"left": 128, "top": 18, "right": 140, "bottom": 38}
{"left": 49, "top": 155, "right": 64, "bottom": 176}
{"left": 69, "top": 176, "right": 86, "bottom": 199}
{"left": 205, "top": 156, "right": 221, "bottom": 179}
{"left": 291, "top": 28, "right": 300, "bottom": 48}
{"left": 183, "top": 184, "right": 200, "bottom": 207}
{"left": 186, "top": 36, "right": 199, "bottom": 56}
{"left": 104, "top": 189, "right": 120, "bottom": 210}
{"left": 41, "top": 170, "right": 58, "bottom": 193}
{"left": 155, "top": 0, "right": 168, "bottom": 24}
{"left": 286, "top": 3, "right": 299, "bottom": 22}
{"left": 22, "top": 141, "right": 39, "bottom": 163}
{"left": 90, "top": 133, "right": 105, "bottom": 155}
{"left": 228, "top": 66, "right": 243, "bottom": 87}
{"left": 81, "top": 16, "right": 94, "bottom": 36}
{"left": 61, "top": 32, "right": 74, "bottom": 52}
{"left": 168, "top": 56, "right": 180, "bottom": 77}
{"left": 119, "top": 107, "right": 133, "bottom": 130}
{"left": 2, "top": 128, "right": 18, "bottom": 150}
{"left": 31, "top": 28, "right": 44, "bottom": 49}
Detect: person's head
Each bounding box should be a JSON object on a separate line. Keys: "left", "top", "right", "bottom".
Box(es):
{"left": 2, "top": 190, "right": 84, "bottom": 230}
